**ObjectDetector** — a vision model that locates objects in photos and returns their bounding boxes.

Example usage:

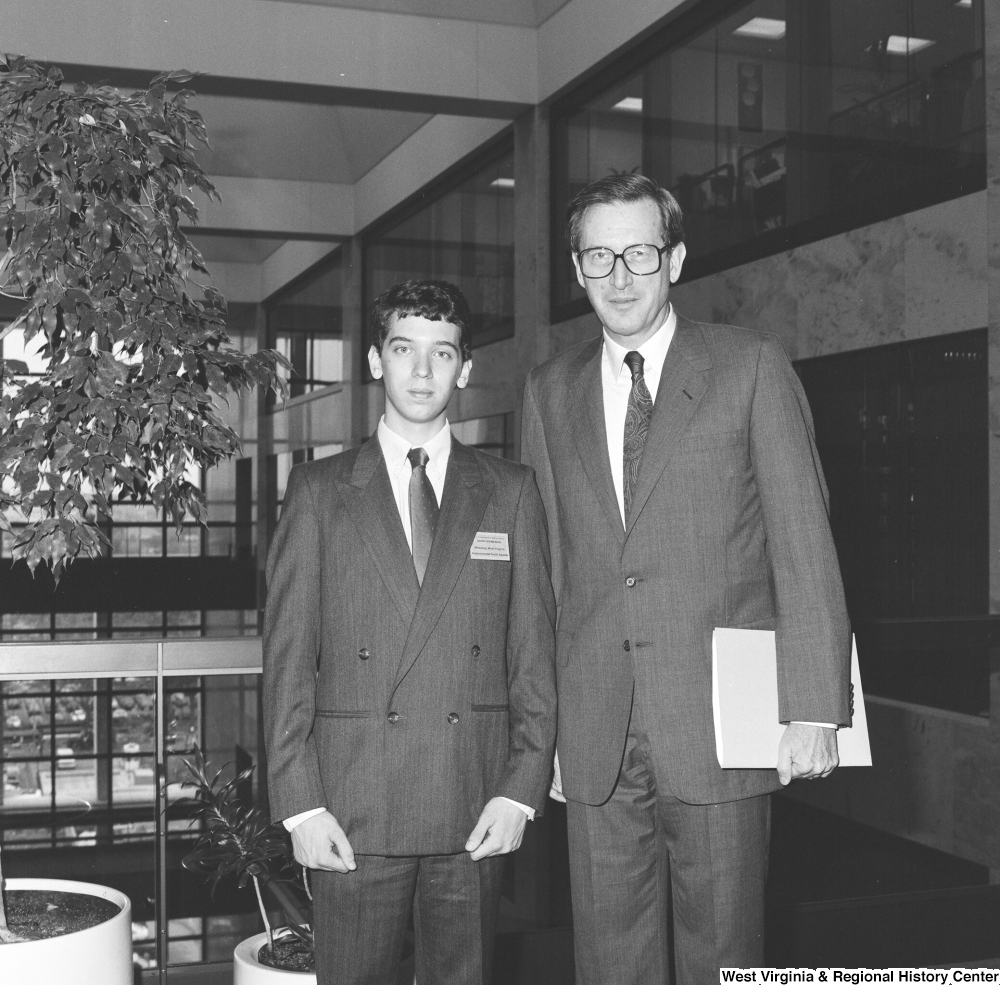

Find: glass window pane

[551,0,985,316]
[111,504,161,523]
[2,614,49,633]
[167,611,201,627]
[54,756,98,809]
[166,675,264,969]
[450,413,514,459]
[112,754,156,802]
[266,249,345,401]
[166,527,201,557]
[363,141,515,370]
[113,612,163,630]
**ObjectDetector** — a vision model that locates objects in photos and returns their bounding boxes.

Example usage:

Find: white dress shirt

[284,418,535,831]
[598,308,834,732]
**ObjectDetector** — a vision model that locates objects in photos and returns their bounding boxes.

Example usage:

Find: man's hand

[290,810,356,872]
[550,750,567,803]
[776,723,839,786]
[466,797,528,860]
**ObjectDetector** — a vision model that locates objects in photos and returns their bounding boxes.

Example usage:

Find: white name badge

[470,532,511,561]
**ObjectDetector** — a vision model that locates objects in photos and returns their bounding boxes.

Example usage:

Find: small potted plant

[178,750,316,981]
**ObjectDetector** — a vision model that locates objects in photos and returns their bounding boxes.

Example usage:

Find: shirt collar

[603,304,676,382]
[377,417,452,477]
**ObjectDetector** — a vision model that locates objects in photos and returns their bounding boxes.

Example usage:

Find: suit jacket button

[387,712,400,724]
[358,648,370,660]
[471,645,481,657]
[623,640,630,652]
[448,712,460,725]
[625,576,636,587]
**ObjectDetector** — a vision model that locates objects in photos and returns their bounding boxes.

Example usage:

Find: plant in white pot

[179,750,315,980]
[0,54,287,978]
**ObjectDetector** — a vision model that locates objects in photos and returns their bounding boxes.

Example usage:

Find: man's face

[572,198,686,348]
[368,314,471,439]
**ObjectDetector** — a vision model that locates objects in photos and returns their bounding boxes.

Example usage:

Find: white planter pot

[234,931,317,984]
[0,877,132,984]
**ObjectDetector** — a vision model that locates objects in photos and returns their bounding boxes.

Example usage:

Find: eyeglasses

[576,243,670,279]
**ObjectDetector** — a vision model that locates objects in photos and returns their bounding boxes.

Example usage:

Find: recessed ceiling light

[490,177,515,190]
[612,97,643,113]
[885,34,935,55]
[733,17,786,40]
[955,0,972,7]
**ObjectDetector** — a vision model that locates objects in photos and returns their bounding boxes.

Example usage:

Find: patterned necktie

[623,350,654,519]
[407,447,438,585]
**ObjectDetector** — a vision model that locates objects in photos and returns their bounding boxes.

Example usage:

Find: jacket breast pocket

[315,710,374,719]
[678,429,746,452]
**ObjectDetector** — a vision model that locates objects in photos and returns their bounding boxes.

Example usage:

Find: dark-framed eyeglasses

[576,243,670,279]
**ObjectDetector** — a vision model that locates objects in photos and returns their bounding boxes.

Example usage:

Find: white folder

[712,628,872,768]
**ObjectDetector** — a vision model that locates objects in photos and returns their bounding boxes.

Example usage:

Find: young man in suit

[521,173,851,984]
[264,279,556,985]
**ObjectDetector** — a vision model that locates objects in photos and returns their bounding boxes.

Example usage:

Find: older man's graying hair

[566,172,685,254]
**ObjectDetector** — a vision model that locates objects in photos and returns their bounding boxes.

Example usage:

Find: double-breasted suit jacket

[263,434,557,856]
[521,315,852,807]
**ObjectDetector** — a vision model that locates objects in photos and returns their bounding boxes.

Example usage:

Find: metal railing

[0,637,263,982]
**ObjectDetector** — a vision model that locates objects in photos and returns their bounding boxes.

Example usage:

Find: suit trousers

[565,703,771,985]
[313,851,505,985]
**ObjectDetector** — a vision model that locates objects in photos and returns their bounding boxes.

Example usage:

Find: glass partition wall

[0,639,264,981]
[363,135,515,376]
[551,0,985,319]
[266,247,347,404]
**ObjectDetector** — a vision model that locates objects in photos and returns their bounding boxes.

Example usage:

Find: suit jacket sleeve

[262,464,328,823]
[497,465,558,815]
[521,373,563,612]
[750,333,852,726]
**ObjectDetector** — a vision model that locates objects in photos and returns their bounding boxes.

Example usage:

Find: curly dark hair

[369,280,473,360]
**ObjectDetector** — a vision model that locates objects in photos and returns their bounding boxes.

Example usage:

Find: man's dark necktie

[623,350,654,519]
[407,447,438,584]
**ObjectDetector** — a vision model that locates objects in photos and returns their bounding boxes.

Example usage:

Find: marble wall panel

[672,192,988,362]
[904,195,989,341]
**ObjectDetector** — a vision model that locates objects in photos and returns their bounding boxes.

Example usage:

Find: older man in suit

[264,279,556,985]
[521,173,851,983]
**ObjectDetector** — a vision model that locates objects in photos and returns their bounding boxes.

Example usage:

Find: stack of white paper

[712,628,872,769]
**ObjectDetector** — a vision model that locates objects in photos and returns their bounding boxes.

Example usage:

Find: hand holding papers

[712,628,872,769]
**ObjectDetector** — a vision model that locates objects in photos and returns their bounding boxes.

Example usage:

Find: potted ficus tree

[0,54,287,979]
[178,750,315,981]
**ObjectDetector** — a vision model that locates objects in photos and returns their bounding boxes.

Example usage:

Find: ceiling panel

[189,234,287,265]
[255,0,572,28]
[191,94,431,183]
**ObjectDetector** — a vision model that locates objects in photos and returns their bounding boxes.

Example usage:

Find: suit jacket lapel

[625,316,712,537]
[569,338,625,544]
[338,435,420,626]
[392,438,492,691]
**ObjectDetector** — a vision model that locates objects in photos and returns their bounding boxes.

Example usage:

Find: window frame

[360,128,516,383]
[548,0,987,324]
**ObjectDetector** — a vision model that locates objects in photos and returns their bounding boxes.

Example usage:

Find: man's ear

[368,345,383,380]
[456,358,472,389]
[571,251,587,291]
[668,242,687,284]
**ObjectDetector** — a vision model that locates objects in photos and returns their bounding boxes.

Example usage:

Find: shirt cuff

[501,797,535,821]
[282,807,327,831]
[790,721,838,729]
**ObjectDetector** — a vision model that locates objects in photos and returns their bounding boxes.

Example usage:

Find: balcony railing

[0,637,263,983]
